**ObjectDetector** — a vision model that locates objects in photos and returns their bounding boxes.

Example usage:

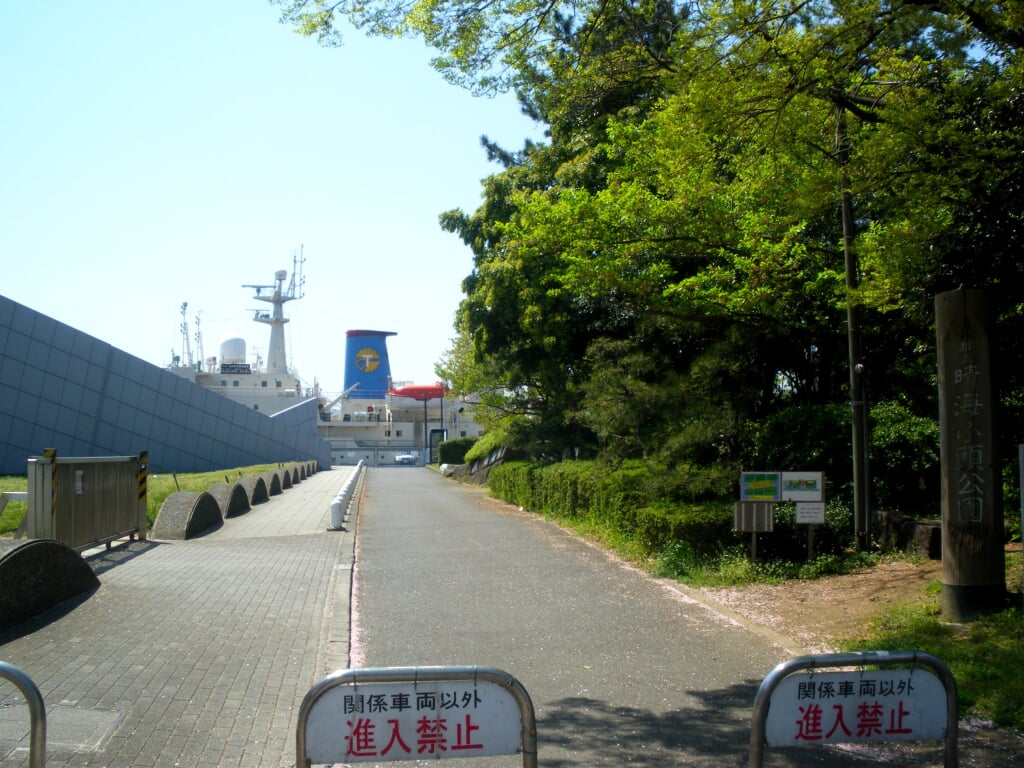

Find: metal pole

[836,103,868,550]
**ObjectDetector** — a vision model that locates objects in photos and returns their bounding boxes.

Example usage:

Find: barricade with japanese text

[296,666,538,768]
[749,650,959,768]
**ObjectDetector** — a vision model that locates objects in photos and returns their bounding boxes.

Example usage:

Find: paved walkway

[4,466,1022,767]
[0,465,358,768]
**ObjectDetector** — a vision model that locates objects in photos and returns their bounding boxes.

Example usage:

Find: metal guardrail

[0,660,46,768]
[22,452,147,551]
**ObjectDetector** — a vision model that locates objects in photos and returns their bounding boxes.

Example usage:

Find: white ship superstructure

[166,253,485,465]
[167,254,318,416]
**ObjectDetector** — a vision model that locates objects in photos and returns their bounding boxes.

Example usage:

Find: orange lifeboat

[386,382,446,401]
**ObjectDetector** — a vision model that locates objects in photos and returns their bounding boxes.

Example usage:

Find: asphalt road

[348,468,947,768]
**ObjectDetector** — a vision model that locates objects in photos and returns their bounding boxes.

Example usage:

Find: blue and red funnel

[343,330,396,399]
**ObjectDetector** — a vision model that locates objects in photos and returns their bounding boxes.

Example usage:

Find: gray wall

[0,294,332,475]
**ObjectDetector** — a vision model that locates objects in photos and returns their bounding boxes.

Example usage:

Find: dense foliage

[278,0,1024,528]
[438,436,477,464]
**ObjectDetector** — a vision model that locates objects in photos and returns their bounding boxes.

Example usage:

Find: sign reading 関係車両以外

[303,678,524,763]
[765,668,948,747]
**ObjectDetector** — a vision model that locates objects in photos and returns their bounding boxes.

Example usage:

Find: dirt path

[698,554,1024,766]
[700,557,944,653]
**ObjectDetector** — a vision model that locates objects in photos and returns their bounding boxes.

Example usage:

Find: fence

[20,451,148,552]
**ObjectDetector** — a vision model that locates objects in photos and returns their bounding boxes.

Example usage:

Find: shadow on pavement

[536,681,951,767]
[84,539,165,577]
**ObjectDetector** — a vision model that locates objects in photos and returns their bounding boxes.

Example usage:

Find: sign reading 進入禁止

[765,668,948,747]
[303,677,525,763]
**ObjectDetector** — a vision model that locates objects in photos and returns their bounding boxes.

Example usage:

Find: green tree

[280,0,1024,510]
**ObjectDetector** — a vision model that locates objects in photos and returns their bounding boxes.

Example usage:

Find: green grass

[1,463,297,534]
[581,515,1024,732]
[650,540,887,587]
[143,464,285,526]
[0,475,29,535]
[842,597,1024,730]
[840,549,1024,731]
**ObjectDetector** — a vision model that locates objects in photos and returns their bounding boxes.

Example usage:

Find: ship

[169,256,483,466]
[166,253,318,416]
[318,329,482,466]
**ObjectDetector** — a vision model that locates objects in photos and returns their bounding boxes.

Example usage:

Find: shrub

[438,437,477,465]
[488,461,545,509]
[633,499,736,557]
[751,404,853,495]
[755,499,854,560]
[869,400,940,516]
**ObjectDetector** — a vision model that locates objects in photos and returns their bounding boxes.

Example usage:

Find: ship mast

[242,249,305,376]
[194,311,205,372]
[179,302,193,369]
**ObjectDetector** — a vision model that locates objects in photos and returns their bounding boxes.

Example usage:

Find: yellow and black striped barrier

[137,450,149,503]
[43,447,57,515]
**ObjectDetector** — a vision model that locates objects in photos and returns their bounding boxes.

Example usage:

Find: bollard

[328,462,363,531]
[329,497,345,530]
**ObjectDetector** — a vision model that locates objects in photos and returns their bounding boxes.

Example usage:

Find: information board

[740,472,781,502]
[795,501,826,525]
[780,472,824,502]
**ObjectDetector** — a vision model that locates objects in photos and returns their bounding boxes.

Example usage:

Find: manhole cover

[0,702,124,752]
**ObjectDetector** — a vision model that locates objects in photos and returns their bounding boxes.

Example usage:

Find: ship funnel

[344,330,396,399]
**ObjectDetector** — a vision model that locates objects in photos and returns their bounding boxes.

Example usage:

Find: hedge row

[487,460,737,557]
[438,437,477,465]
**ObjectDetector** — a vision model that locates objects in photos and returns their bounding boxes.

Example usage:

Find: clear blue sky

[1,1,540,395]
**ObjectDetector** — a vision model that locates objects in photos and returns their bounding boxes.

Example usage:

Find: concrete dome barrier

[0,539,100,629]
[207,482,251,518]
[152,491,222,539]
[280,469,293,490]
[238,475,269,505]
[260,472,283,496]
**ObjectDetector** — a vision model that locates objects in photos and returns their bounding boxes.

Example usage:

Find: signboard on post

[741,472,781,502]
[796,502,826,525]
[734,502,775,532]
[780,472,824,503]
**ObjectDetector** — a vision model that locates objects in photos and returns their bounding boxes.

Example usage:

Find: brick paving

[0,466,357,768]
